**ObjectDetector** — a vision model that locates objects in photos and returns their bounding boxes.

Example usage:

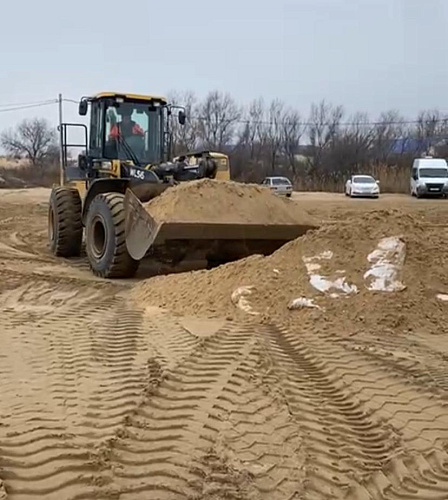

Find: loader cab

[61,92,185,180]
[80,93,168,168]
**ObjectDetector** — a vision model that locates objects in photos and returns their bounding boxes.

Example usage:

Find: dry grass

[294,164,410,193]
[0,163,59,188]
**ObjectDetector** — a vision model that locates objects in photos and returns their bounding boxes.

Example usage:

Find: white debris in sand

[437,294,448,302]
[231,286,259,315]
[303,251,358,297]
[364,237,406,292]
[309,275,358,297]
[288,297,322,310]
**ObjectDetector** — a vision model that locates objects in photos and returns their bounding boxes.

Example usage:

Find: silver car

[262,176,293,197]
[345,175,380,198]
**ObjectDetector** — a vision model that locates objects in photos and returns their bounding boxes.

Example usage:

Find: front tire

[85,193,139,278]
[48,186,83,257]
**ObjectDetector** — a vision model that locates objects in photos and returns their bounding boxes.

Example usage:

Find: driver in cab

[109,107,144,140]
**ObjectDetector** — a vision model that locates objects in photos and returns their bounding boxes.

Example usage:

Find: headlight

[101,161,113,170]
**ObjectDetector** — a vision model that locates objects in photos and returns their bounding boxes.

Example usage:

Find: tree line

[2,91,448,192]
[170,90,448,191]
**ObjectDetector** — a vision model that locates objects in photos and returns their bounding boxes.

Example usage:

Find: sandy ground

[1,188,448,499]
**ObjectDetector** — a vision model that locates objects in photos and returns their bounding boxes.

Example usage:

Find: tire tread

[86,193,139,278]
[49,186,82,257]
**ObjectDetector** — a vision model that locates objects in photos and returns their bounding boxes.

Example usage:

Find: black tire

[48,186,83,257]
[286,193,292,198]
[85,193,139,278]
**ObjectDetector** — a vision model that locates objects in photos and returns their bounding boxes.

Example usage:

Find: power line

[0,100,58,113]
[0,99,57,108]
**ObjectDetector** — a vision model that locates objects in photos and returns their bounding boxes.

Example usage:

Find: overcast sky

[0,0,446,130]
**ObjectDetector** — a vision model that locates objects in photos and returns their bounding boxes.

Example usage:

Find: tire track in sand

[85,322,309,500]
[255,322,400,499]
[264,323,448,500]
[0,281,120,499]
[0,279,222,500]
[85,324,259,499]
[2,273,448,499]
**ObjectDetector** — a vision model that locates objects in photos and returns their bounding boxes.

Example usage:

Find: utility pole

[58,93,65,186]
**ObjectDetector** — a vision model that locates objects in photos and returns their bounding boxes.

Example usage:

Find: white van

[411,157,448,198]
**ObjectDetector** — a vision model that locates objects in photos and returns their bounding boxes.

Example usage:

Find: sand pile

[146,178,314,224]
[132,209,448,336]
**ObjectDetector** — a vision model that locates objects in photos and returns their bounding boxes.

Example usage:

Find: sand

[146,178,315,225]
[132,209,448,336]
[2,188,448,499]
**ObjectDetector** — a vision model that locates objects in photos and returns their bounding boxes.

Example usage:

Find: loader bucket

[124,189,317,268]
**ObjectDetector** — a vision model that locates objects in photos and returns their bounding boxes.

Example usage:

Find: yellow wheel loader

[48,91,309,278]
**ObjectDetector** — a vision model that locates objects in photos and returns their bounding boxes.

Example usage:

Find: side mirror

[79,99,88,116]
[376,180,380,184]
[178,110,186,126]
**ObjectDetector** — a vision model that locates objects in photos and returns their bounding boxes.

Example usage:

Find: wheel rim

[48,207,55,243]
[90,215,107,259]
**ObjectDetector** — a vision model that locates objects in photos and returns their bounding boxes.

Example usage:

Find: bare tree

[307,100,344,174]
[257,99,285,173]
[168,90,200,155]
[372,110,407,163]
[1,118,57,167]
[237,98,265,161]
[197,91,241,150]
[415,110,448,154]
[281,108,304,175]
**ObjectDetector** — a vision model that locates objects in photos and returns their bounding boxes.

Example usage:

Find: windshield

[353,176,375,184]
[104,101,163,165]
[272,178,291,185]
[419,168,448,178]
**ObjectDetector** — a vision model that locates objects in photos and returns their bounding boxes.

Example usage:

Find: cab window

[89,102,103,151]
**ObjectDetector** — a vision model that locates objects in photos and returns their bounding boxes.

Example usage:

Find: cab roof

[91,92,167,103]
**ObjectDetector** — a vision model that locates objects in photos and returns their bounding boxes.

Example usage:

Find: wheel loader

[48,91,310,278]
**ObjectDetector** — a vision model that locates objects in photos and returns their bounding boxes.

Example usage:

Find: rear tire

[85,193,139,278]
[48,186,83,257]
